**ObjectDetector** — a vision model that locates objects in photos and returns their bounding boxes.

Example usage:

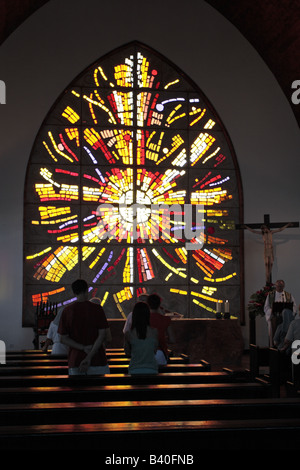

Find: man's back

[59,300,108,368]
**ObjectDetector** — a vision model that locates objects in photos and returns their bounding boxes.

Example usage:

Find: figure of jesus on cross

[236,214,298,284]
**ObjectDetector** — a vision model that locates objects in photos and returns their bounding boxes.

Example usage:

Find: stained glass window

[23,42,243,326]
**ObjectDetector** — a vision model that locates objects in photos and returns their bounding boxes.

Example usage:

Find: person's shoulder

[90,302,108,322]
[87,300,104,312]
[61,303,73,314]
[151,311,171,323]
[151,311,165,319]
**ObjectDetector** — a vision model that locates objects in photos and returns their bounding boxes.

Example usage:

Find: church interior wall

[0,0,299,352]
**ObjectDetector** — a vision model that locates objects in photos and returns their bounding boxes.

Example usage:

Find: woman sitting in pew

[124,302,158,375]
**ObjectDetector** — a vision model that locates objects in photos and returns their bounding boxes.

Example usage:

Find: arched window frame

[23,41,244,327]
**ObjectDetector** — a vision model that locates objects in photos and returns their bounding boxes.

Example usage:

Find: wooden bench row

[6,348,125,355]
[0,371,239,387]
[5,354,190,364]
[249,344,300,397]
[2,348,299,449]
[6,349,189,362]
[1,396,300,426]
[1,416,300,450]
[0,380,272,404]
[0,363,210,376]
[3,357,190,367]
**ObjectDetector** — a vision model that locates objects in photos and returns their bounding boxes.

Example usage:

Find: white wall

[0,0,299,350]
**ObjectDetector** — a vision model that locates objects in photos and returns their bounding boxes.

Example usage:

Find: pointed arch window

[23,42,243,326]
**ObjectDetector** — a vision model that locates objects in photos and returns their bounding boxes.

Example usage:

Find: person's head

[147,293,161,311]
[261,224,269,233]
[138,293,149,303]
[131,301,150,339]
[275,280,285,292]
[72,279,88,296]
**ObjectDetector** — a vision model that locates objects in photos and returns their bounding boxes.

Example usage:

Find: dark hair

[147,293,161,310]
[131,302,150,339]
[71,279,88,295]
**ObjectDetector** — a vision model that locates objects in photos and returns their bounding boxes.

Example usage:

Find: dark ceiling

[0,0,299,127]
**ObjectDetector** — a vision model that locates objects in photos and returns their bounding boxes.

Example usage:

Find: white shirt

[264,291,297,322]
[47,321,69,355]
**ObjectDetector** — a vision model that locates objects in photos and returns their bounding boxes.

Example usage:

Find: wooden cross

[236,214,299,284]
[236,214,299,231]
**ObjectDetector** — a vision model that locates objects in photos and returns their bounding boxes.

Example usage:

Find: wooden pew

[249,344,270,380]
[0,363,210,376]
[1,348,269,397]
[0,380,272,405]
[0,397,299,426]
[285,361,300,397]
[3,357,189,367]
[263,347,294,398]
[249,345,294,397]
[0,417,300,450]
[6,349,188,360]
[2,349,298,450]
[6,348,124,356]
[0,371,243,387]
[5,353,190,366]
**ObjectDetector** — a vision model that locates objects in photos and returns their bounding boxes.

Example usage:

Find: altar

[108,318,244,367]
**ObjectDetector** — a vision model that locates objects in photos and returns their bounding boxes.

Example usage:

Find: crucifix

[236,214,299,284]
